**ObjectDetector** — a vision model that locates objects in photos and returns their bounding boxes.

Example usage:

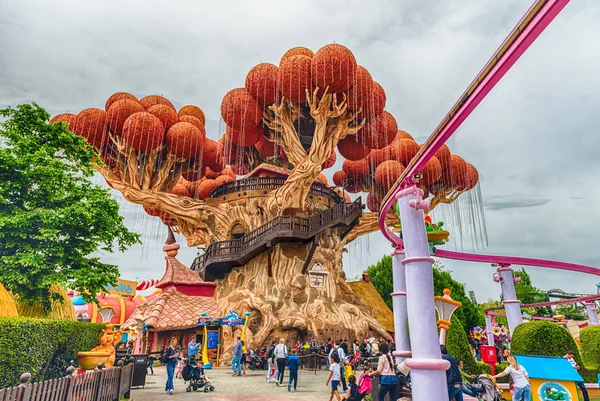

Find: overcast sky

[2,0,599,302]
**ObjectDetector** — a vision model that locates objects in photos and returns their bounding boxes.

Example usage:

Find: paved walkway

[134,366,336,401]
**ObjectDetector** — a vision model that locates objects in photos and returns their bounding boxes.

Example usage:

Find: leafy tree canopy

[365,256,484,336]
[0,104,140,312]
[512,268,552,316]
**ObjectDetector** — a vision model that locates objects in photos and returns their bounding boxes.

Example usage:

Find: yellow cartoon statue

[77,325,123,369]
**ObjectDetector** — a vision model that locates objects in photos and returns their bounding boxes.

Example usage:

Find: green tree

[365,257,484,336]
[0,104,140,312]
[512,268,552,316]
[554,304,586,321]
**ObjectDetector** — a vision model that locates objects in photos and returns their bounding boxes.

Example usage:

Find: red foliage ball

[105,92,138,111]
[337,135,371,161]
[202,139,225,172]
[74,108,109,149]
[221,167,237,179]
[333,170,347,187]
[179,115,204,132]
[143,205,161,217]
[369,146,394,170]
[122,112,165,152]
[246,63,279,106]
[374,160,405,193]
[366,192,381,212]
[166,122,206,158]
[419,156,442,186]
[218,135,242,165]
[226,123,264,147]
[215,175,235,186]
[311,44,357,94]
[278,55,313,103]
[321,151,336,169]
[342,158,370,182]
[280,47,314,64]
[346,66,374,112]
[317,173,328,186]
[205,167,221,179]
[181,166,205,182]
[362,81,386,120]
[196,179,218,199]
[343,179,362,194]
[178,105,206,126]
[396,130,414,142]
[442,154,468,188]
[148,104,179,132]
[254,136,275,158]
[106,99,144,136]
[170,184,190,197]
[435,143,452,171]
[50,113,78,131]
[463,163,479,190]
[231,161,251,176]
[389,139,420,166]
[357,111,397,149]
[139,95,175,111]
[220,88,263,130]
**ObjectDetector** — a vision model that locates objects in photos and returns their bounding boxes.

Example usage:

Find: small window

[230,223,245,240]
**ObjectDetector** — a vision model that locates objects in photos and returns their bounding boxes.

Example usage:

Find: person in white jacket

[274,338,288,386]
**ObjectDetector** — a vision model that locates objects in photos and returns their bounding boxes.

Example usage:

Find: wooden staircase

[191,198,363,281]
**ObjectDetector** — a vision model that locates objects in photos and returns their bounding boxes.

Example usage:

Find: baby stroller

[349,351,362,369]
[182,360,215,393]
[473,375,504,401]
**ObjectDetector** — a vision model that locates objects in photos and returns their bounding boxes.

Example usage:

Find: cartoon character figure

[89,325,123,367]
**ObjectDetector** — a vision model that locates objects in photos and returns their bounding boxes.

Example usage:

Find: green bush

[511,321,597,382]
[0,317,103,388]
[580,326,600,370]
[476,362,491,375]
[446,315,479,375]
[495,362,509,383]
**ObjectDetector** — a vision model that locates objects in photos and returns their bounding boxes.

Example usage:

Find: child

[175,352,184,379]
[341,375,359,401]
[286,349,301,392]
[326,355,341,401]
[356,365,372,401]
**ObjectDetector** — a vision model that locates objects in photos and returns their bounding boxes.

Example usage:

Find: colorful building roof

[516,355,583,382]
[347,279,395,332]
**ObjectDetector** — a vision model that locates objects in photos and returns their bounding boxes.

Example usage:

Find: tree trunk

[215,228,390,365]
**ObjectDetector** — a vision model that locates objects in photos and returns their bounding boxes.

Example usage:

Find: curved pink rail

[378,0,570,244]
[484,293,600,312]
[433,249,600,276]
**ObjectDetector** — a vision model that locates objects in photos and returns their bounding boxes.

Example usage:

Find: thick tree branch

[263,100,306,166]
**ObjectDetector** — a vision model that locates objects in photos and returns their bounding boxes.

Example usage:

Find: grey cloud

[484,197,550,211]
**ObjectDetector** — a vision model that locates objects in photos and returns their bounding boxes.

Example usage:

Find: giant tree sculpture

[51,43,479,362]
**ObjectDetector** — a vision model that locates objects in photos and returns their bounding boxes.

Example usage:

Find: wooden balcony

[191,198,363,282]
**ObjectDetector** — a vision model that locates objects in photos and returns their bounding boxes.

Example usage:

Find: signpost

[105,278,137,296]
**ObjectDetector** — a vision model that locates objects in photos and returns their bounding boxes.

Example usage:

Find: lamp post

[434,289,462,345]
[98,304,116,323]
[241,311,252,353]
[134,316,147,354]
[199,312,212,369]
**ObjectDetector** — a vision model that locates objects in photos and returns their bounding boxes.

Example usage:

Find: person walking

[565,350,590,401]
[326,354,342,401]
[367,342,398,401]
[240,341,247,376]
[232,337,243,376]
[441,345,463,401]
[274,338,288,386]
[287,348,301,392]
[266,340,276,383]
[163,337,179,395]
[492,354,531,401]
[329,340,347,391]
[187,338,199,364]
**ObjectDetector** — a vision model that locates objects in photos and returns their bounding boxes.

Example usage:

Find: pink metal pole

[585,301,599,326]
[397,187,449,401]
[497,265,523,334]
[391,245,411,362]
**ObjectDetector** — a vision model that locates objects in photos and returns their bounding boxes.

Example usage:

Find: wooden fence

[0,363,133,401]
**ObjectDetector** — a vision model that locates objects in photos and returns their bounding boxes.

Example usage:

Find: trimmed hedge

[580,326,600,370]
[511,321,596,382]
[445,315,484,375]
[0,317,103,388]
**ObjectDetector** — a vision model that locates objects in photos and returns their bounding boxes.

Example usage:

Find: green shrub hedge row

[0,317,103,388]
[445,315,492,375]
[511,320,597,382]
[579,325,600,370]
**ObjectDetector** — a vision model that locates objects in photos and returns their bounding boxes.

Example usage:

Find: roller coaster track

[378,0,570,245]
